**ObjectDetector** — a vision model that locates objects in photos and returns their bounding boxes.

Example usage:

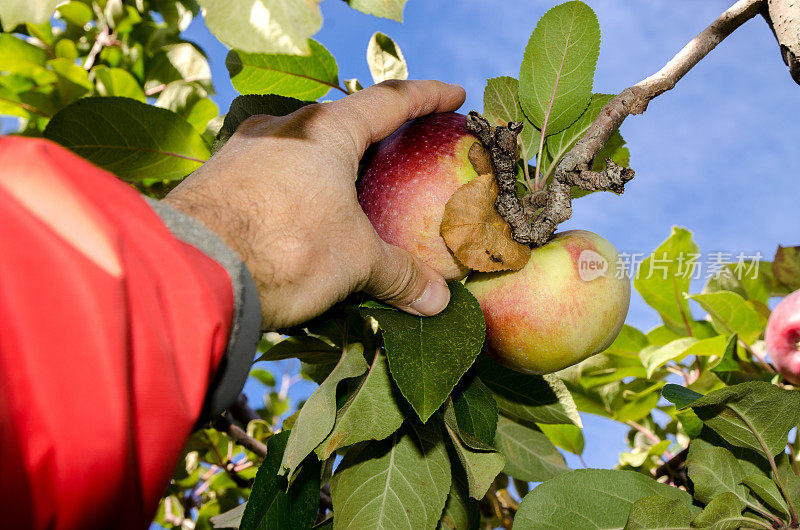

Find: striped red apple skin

[766,289,800,384]
[466,230,631,374]
[357,112,480,280]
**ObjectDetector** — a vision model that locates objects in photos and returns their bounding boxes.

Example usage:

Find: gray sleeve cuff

[145,198,262,425]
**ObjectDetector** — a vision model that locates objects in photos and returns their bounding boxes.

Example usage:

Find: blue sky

[188,0,797,470]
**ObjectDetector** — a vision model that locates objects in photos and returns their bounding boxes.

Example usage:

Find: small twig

[525,0,763,246]
[654,447,688,488]
[213,414,268,458]
[229,393,261,426]
[485,482,514,529]
[625,419,661,445]
[466,112,534,244]
[84,25,110,71]
[790,442,800,478]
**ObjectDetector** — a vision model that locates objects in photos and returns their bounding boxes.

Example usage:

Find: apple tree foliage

[2,1,800,529]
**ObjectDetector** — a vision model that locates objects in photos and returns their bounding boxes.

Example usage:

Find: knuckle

[237,114,272,133]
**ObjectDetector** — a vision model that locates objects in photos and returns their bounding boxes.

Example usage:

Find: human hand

[163,80,467,330]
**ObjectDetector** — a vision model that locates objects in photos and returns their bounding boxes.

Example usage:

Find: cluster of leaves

[515,227,800,529]
[0,0,407,192]
[481,1,629,196]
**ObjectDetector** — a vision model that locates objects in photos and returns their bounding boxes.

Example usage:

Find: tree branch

[527,0,764,246]
[213,414,268,458]
[466,112,535,244]
[229,393,261,426]
[761,0,800,84]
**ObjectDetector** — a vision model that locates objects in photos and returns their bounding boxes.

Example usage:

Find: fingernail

[410,280,450,316]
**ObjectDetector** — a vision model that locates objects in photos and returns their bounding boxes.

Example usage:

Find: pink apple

[357,112,481,280]
[465,230,631,374]
[766,289,800,384]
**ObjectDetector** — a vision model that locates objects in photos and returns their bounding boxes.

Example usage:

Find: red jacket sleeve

[0,137,243,529]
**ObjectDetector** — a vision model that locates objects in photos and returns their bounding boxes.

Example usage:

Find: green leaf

[213,94,311,153]
[250,368,276,387]
[612,381,663,423]
[316,349,404,459]
[345,0,407,21]
[647,325,686,346]
[663,384,704,409]
[542,93,613,181]
[366,32,407,84]
[678,409,705,438]
[579,353,647,388]
[199,0,322,55]
[57,2,94,27]
[145,43,211,93]
[240,431,320,530]
[741,473,790,517]
[330,422,451,530]
[604,324,649,357]
[773,245,800,291]
[344,78,363,93]
[634,226,701,335]
[639,337,694,379]
[43,97,209,181]
[184,97,219,133]
[590,129,630,171]
[710,334,742,375]
[515,469,694,529]
[705,262,772,305]
[48,58,92,104]
[671,382,800,457]
[619,440,670,469]
[0,34,55,85]
[518,1,600,136]
[774,452,800,508]
[209,503,245,529]
[475,355,581,427]
[443,401,505,499]
[689,292,762,345]
[493,415,568,482]
[257,335,341,364]
[624,495,692,530]
[482,76,541,160]
[438,468,480,530]
[690,492,745,530]
[538,423,584,455]
[451,376,498,447]
[0,0,62,30]
[280,343,368,478]
[93,66,146,102]
[227,40,339,100]
[0,86,30,119]
[640,335,728,378]
[360,282,486,423]
[686,438,748,506]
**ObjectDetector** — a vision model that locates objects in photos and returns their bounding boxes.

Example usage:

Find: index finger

[327,79,466,156]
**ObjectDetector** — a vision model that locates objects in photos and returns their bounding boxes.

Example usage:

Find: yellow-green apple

[465,230,630,374]
[357,112,481,280]
[766,289,800,384]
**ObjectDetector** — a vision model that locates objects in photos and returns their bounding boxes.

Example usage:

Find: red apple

[766,289,800,384]
[357,112,480,280]
[465,230,631,374]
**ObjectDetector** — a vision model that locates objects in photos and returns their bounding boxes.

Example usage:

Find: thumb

[364,240,451,316]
